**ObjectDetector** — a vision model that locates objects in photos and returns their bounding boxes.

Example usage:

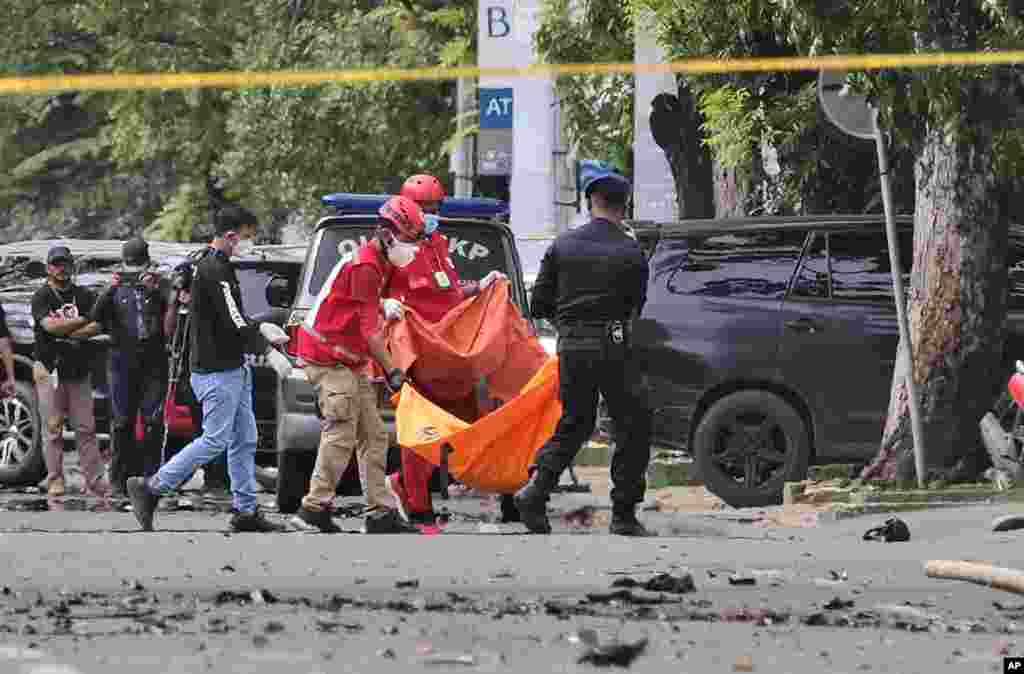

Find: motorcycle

[980,359,1024,486]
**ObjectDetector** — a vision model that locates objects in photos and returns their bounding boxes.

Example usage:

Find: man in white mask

[290,196,421,534]
[382,174,508,528]
[127,206,292,533]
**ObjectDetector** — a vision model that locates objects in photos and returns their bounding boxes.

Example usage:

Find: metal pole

[453,78,472,197]
[874,121,927,488]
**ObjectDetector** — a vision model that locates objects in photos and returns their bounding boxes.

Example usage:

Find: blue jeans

[150,366,258,513]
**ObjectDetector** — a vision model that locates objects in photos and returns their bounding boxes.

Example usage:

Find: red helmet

[378,195,425,240]
[400,174,446,205]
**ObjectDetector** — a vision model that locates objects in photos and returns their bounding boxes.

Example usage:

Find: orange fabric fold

[386,279,548,403]
[394,356,562,493]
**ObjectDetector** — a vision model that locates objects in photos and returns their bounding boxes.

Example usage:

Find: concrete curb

[785,479,1021,509]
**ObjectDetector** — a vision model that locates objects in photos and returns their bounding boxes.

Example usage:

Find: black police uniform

[523,216,652,530]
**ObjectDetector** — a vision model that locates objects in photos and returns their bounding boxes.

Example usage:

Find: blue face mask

[423,213,440,235]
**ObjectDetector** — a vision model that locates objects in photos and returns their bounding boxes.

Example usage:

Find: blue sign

[479,88,513,130]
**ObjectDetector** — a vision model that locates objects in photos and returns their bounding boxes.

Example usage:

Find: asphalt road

[0,473,1023,674]
[0,456,1022,672]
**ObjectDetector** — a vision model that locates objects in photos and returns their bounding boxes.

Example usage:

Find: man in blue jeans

[127,206,293,532]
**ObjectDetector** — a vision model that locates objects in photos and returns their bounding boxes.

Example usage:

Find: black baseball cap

[47,245,73,265]
[122,238,150,266]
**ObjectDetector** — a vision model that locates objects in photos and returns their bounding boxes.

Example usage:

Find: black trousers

[109,343,167,492]
[533,337,652,508]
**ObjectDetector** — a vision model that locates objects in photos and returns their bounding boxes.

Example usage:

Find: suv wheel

[692,390,810,508]
[0,381,45,487]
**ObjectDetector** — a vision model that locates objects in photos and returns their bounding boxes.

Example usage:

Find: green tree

[0,0,477,242]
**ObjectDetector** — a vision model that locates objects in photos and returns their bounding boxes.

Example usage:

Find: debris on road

[611,572,695,594]
[728,573,756,586]
[926,560,1024,595]
[577,637,648,667]
[568,628,600,646]
[377,648,396,659]
[719,607,786,624]
[863,518,910,542]
[992,514,1024,532]
[584,590,676,605]
[824,597,855,610]
[733,654,755,672]
[395,579,420,589]
[417,652,477,666]
[562,506,596,528]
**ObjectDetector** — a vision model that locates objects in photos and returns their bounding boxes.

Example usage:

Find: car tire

[0,381,46,485]
[0,380,46,487]
[276,451,315,514]
[692,390,810,508]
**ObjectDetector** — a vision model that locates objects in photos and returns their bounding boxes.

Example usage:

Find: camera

[171,262,194,291]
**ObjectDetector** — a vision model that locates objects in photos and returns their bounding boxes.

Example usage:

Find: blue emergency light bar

[321,193,509,220]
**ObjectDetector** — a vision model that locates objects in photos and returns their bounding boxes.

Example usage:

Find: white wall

[633,8,678,222]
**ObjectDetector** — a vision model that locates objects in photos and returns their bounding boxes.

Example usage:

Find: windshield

[309,223,512,298]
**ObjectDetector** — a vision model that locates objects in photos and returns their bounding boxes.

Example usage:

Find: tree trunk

[860,126,1011,481]
[668,82,715,219]
[648,81,715,219]
[713,161,752,218]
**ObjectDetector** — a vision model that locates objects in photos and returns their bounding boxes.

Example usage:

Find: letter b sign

[487,7,510,38]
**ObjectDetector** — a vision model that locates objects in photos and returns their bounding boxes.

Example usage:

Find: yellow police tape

[1,50,1023,95]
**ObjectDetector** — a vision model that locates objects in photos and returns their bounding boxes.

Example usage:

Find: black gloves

[385,368,406,393]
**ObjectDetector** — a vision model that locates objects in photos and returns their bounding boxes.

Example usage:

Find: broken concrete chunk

[577,638,648,667]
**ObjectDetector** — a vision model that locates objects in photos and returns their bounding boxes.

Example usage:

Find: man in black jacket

[514,161,654,536]
[127,207,293,532]
[92,238,169,497]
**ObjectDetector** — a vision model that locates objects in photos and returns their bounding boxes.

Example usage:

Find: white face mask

[386,239,418,268]
[233,237,254,258]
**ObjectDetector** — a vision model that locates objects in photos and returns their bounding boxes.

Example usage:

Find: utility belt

[557,319,632,348]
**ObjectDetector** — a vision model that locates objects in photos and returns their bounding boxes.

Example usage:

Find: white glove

[480,270,507,290]
[381,298,405,321]
[260,322,290,346]
[265,348,293,379]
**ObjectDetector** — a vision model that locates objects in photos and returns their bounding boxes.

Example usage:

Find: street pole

[874,118,927,488]
[452,77,473,197]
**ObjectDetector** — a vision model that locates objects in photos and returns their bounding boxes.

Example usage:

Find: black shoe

[499,494,521,523]
[294,507,342,533]
[126,477,159,532]
[610,511,656,537]
[513,468,556,534]
[230,509,286,533]
[363,508,419,534]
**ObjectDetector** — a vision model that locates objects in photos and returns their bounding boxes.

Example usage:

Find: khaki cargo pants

[301,364,392,513]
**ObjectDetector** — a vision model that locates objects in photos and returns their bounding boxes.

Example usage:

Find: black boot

[110,423,134,497]
[513,467,558,534]
[610,505,655,537]
[142,423,164,478]
[499,494,521,523]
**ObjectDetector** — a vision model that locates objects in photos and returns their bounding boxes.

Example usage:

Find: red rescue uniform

[384,232,466,323]
[297,243,387,368]
[384,232,481,520]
